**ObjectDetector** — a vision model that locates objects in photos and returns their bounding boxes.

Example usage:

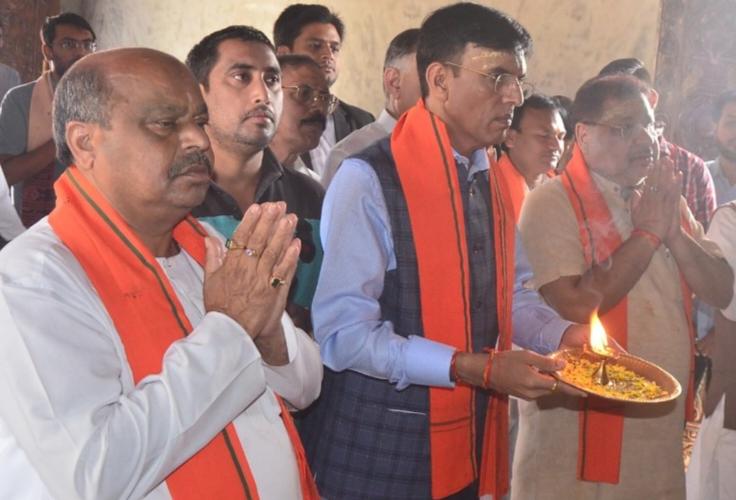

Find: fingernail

[247,204,261,215]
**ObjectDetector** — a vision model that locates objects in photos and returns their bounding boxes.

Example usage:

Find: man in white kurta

[687,203,736,500]
[0,47,322,499]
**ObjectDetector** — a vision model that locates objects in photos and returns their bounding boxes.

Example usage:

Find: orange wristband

[450,350,460,382]
[631,228,661,249]
[482,348,495,389]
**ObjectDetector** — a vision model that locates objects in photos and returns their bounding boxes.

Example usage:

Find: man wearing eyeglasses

[300,4,591,499]
[273,4,375,180]
[598,58,716,230]
[0,12,96,227]
[516,74,731,499]
[187,26,325,333]
[270,54,336,183]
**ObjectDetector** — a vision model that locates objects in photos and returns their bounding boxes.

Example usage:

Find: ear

[383,66,401,100]
[647,88,659,109]
[276,45,291,56]
[41,44,53,63]
[574,122,590,151]
[504,129,519,150]
[425,62,449,102]
[66,121,98,170]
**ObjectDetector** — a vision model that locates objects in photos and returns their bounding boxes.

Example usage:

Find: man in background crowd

[274,3,374,179]
[705,90,736,205]
[270,53,335,183]
[0,12,96,226]
[322,27,420,188]
[498,93,566,221]
[187,26,324,332]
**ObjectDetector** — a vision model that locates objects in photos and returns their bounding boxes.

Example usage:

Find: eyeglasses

[582,121,658,140]
[54,39,97,52]
[443,61,533,103]
[282,85,338,114]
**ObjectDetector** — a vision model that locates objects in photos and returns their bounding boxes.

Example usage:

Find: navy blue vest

[300,137,498,499]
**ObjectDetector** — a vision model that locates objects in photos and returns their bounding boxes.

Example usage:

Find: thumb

[204,236,225,275]
[524,350,565,372]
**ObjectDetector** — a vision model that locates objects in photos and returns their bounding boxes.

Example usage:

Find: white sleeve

[262,313,323,410]
[0,247,269,500]
[707,206,736,320]
[0,167,24,239]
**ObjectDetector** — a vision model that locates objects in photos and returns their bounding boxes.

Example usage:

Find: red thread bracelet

[450,350,460,382]
[631,228,661,249]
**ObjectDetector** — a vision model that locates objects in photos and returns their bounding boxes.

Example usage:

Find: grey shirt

[0,63,20,104]
[0,80,65,213]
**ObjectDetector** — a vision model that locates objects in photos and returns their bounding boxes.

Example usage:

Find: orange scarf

[495,154,529,223]
[391,100,515,499]
[560,145,696,483]
[48,167,318,500]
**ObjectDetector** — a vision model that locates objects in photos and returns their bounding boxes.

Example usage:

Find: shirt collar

[453,148,490,182]
[376,109,397,134]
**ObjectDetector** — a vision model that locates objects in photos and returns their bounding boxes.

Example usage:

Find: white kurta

[0,219,322,500]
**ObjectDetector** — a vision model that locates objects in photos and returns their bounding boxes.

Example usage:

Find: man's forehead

[463,44,526,76]
[299,22,341,42]
[54,24,94,41]
[283,65,327,89]
[598,94,652,123]
[521,107,563,129]
[215,39,279,71]
[107,70,204,115]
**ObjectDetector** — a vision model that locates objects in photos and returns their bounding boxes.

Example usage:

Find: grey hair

[53,65,114,166]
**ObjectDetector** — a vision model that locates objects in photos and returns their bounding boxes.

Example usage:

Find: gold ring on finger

[551,379,559,392]
[270,276,287,288]
[225,238,246,250]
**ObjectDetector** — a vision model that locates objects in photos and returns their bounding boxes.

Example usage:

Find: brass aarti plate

[549,347,682,404]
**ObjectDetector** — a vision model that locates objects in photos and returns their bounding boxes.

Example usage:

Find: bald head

[54,48,199,166]
[54,47,212,229]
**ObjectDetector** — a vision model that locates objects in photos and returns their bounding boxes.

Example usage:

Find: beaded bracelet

[631,228,662,249]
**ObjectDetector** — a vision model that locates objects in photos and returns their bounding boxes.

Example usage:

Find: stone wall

[61,0,662,117]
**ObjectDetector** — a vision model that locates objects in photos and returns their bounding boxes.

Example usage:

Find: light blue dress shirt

[313,147,573,391]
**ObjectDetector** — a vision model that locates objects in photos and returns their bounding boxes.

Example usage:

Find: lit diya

[549,310,681,403]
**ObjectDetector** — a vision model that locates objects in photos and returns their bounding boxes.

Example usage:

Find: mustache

[300,113,326,128]
[168,150,212,179]
[241,105,275,122]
